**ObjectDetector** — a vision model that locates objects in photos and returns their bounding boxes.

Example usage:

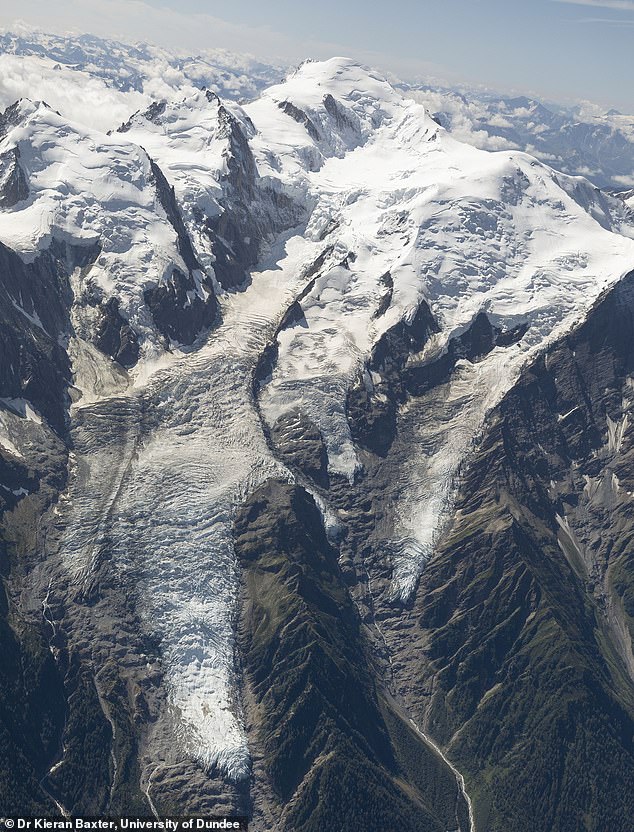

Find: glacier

[0,55,633,781]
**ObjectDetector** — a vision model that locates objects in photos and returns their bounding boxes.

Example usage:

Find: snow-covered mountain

[1,46,634,832]
[617,187,634,209]
[1,28,633,192]
[403,85,634,191]
[0,98,217,361]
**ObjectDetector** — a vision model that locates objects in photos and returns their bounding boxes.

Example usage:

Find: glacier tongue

[58,233,323,778]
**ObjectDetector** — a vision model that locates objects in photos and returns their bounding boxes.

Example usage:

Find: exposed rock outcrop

[235,479,469,832]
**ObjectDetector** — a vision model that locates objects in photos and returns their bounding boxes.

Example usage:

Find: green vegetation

[0,583,66,814]
[415,278,634,831]
[235,480,463,832]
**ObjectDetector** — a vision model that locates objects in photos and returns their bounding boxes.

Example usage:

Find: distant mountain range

[1,28,632,190]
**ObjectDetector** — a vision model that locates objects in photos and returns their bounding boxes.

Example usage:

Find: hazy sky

[1,0,633,111]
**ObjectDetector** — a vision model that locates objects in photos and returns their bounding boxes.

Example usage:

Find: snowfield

[118,90,245,276]
[1,55,634,777]
[0,99,196,356]
[248,59,634,597]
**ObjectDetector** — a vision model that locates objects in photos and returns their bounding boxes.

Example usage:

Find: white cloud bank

[0,54,148,131]
[553,0,634,10]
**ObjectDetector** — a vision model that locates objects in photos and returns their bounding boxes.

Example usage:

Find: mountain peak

[1,97,51,127]
[242,56,416,176]
[281,56,401,111]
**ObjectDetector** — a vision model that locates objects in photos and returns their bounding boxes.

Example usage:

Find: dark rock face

[150,159,200,276]
[372,270,393,319]
[145,158,219,345]
[269,411,329,489]
[0,581,67,814]
[0,452,38,515]
[374,271,634,832]
[0,101,27,141]
[278,100,321,142]
[0,408,71,815]
[348,299,439,455]
[45,657,114,814]
[94,297,139,368]
[0,147,29,208]
[322,94,359,133]
[118,100,166,132]
[0,239,82,434]
[201,104,302,291]
[235,479,469,832]
[140,160,218,344]
[0,237,96,815]
[144,268,217,346]
[348,305,529,457]
[198,201,260,291]
[404,311,528,396]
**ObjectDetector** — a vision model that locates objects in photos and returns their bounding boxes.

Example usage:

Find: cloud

[553,0,634,10]
[613,173,634,187]
[487,113,514,129]
[575,15,634,23]
[0,53,149,131]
